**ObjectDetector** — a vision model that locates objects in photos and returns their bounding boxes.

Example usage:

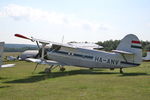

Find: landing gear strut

[120,68,123,74]
[44,65,54,73]
[44,68,51,73]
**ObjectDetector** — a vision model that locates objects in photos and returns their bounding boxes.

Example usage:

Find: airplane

[14,34,142,73]
[143,51,150,61]
[6,56,18,61]
[0,42,15,68]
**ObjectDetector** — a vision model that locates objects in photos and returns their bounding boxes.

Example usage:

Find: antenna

[61,35,64,43]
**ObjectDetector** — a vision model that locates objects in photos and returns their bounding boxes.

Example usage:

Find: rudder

[0,42,4,67]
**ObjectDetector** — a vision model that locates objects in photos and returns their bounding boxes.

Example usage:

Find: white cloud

[0,4,112,32]
[0,4,67,24]
[147,23,150,28]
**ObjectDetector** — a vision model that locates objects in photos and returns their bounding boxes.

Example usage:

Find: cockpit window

[50,44,61,52]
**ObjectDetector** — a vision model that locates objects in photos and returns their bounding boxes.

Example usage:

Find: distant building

[143,51,150,61]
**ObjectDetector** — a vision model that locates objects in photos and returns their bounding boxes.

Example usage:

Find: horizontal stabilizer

[1,64,15,68]
[112,50,134,55]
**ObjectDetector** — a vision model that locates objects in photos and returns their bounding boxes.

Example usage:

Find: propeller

[15,34,48,72]
[15,34,32,41]
[15,34,48,59]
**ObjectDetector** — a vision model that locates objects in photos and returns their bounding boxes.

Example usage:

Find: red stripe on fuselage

[132,40,141,44]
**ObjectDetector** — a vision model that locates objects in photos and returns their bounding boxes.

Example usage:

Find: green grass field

[0,53,150,100]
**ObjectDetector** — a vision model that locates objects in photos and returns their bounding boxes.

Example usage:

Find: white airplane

[14,34,142,73]
[6,56,18,61]
[143,51,150,61]
[0,42,15,68]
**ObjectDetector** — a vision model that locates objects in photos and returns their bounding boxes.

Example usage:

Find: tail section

[116,34,142,65]
[0,42,4,67]
[0,42,15,68]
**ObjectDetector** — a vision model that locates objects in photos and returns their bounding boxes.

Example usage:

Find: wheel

[89,68,93,70]
[44,68,51,73]
[60,67,65,72]
[110,68,114,70]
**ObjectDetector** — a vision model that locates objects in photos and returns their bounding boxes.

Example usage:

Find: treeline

[96,40,150,56]
[4,40,150,54]
[96,40,120,51]
[4,47,37,52]
[141,41,150,51]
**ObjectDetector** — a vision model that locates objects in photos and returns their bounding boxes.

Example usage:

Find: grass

[0,53,150,100]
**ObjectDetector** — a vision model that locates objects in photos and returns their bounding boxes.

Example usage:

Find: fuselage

[46,46,139,69]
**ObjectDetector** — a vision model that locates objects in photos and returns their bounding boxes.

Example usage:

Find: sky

[0,0,150,44]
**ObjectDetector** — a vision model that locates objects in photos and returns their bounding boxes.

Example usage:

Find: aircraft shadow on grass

[3,69,149,84]
[0,77,8,80]
[0,86,11,89]
[119,72,149,76]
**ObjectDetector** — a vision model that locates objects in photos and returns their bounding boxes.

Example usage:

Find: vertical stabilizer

[116,34,142,65]
[0,42,4,67]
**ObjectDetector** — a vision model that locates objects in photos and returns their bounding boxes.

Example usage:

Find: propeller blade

[14,34,31,40]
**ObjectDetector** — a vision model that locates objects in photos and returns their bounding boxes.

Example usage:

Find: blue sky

[0,0,150,44]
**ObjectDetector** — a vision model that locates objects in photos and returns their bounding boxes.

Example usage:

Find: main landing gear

[60,67,66,72]
[109,68,124,74]
[44,65,66,73]
[89,68,94,70]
